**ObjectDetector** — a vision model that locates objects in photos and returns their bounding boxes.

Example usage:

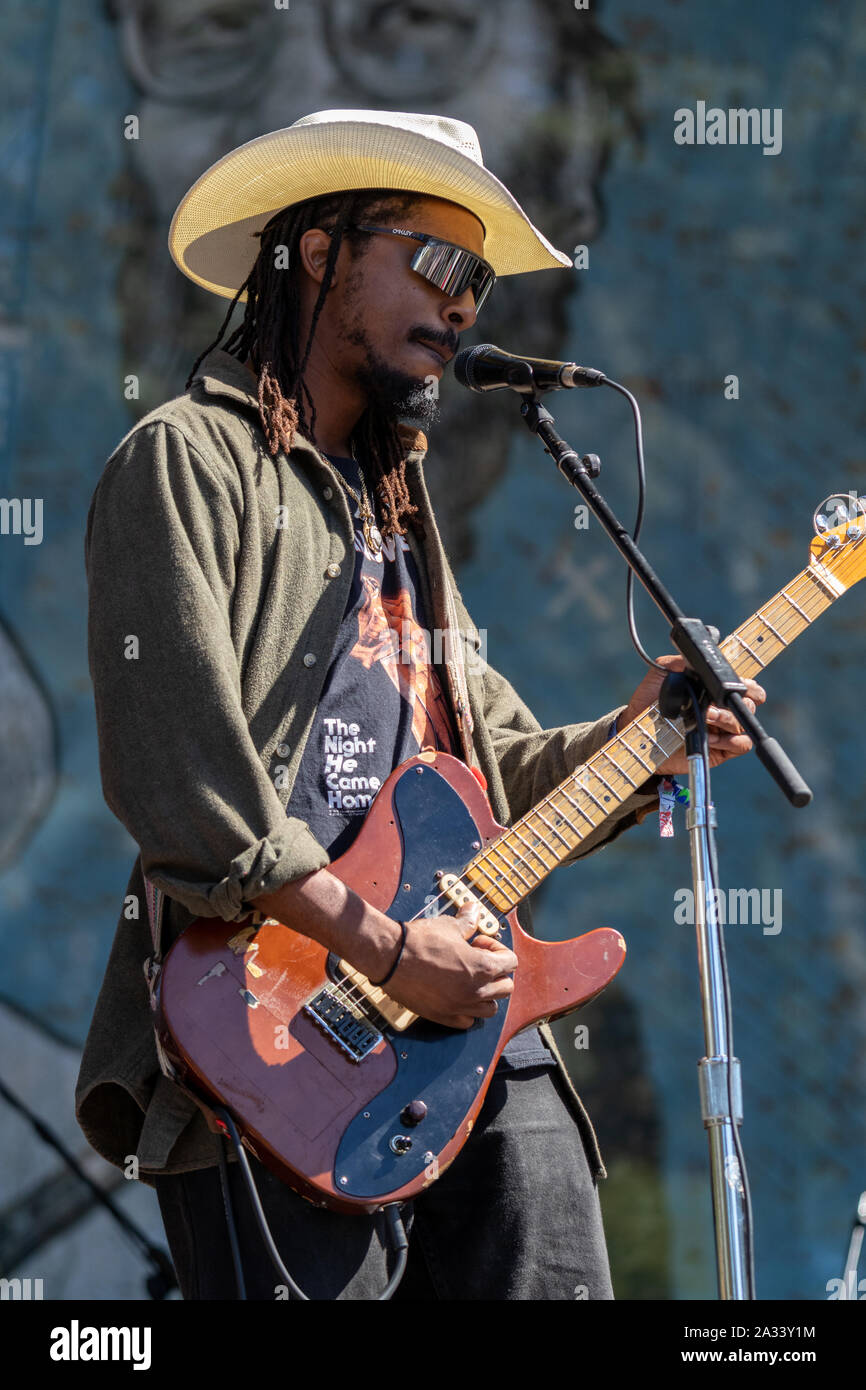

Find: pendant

[365,521,383,555]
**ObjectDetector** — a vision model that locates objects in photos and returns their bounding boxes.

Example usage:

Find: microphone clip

[503,359,539,395]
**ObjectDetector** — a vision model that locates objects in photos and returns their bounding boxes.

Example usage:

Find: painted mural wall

[1,0,864,1300]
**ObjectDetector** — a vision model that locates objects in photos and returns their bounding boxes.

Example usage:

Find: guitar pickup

[435,873,502,936]
[335,962,417,1033]
[330,879,504,1040]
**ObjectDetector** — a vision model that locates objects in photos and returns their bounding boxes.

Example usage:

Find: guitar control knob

[389,1134,413,1155]
[400,1100,428,1127]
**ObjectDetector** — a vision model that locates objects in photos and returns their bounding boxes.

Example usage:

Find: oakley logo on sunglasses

[351,224,495,310]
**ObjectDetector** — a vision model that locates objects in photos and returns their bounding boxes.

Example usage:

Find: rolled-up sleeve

[85,420,329,921]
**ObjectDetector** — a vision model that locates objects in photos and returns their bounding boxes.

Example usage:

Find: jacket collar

[192,347,429,465]
[194,347,261,411]
[192,348,476,768]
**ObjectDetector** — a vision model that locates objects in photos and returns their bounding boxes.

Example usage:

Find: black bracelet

[370,920,408,987]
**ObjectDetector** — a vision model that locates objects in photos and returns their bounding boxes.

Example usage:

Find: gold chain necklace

[333,444,383,557]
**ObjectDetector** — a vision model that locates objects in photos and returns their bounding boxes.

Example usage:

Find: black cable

[216,1127,246,1300]
[0,1074,176,1298]
[601,378,670,675]
[213,1107,409,1300]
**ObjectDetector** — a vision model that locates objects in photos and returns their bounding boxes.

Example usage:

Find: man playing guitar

[77,109,762,1299]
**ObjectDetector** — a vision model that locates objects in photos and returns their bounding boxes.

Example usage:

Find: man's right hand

[251,869,517,1031]
[384,903,518,1030]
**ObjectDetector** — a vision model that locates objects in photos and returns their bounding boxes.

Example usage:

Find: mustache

[409,326,460,357]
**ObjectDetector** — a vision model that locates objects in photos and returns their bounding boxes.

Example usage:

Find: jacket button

[326,562,341,578]
[276,742,290,757]
[323,486,333,500]
[303,652,317,667]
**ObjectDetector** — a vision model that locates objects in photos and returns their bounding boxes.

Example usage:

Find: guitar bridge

[304,987,383,1062]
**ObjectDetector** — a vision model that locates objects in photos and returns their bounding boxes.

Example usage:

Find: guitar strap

[442,574,491,801]
[143,874,165,959]
[141,874,180,1083]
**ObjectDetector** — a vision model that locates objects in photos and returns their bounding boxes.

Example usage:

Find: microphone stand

[840,1192,866,1299]
[514,373,812,1301]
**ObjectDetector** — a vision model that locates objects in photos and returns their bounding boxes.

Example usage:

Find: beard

[344,323,444,431]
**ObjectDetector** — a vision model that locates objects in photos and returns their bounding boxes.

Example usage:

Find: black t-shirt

[286,451,554,1070]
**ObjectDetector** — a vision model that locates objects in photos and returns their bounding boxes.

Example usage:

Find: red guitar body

[157,751,626,1213]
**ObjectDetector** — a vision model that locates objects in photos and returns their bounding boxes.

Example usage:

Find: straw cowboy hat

[168,108,573,302]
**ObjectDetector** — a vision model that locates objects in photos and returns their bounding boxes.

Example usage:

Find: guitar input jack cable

[213,1107,410,1300]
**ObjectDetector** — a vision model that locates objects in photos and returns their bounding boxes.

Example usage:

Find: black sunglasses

[349,224,496,311]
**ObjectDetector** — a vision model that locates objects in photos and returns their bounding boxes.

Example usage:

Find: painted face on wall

[107,0,638,559]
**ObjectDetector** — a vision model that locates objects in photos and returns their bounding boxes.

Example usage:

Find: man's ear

[297,227,339,287]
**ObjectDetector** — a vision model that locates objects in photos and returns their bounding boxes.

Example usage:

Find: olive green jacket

[75,348,659,1187]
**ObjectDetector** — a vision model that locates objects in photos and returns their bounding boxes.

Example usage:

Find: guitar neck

[464,562,838,914]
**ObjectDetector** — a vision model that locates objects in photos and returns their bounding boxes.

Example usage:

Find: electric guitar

[156,501,866,1213]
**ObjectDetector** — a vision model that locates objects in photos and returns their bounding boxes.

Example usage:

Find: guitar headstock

[809,493,866,592]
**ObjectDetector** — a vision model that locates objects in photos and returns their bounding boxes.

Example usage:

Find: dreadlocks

[186,188,424,541]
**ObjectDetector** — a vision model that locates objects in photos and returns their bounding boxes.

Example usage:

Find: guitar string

[323,561,838,1020]
[348,562,834,948]
[481,564,837,898]
[322,554,851,1020]
[325,567,833,1023]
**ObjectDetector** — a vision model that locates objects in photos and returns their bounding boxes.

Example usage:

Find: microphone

[453,343,607,393]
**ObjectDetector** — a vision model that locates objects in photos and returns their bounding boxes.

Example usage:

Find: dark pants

[154,1064,613,1300]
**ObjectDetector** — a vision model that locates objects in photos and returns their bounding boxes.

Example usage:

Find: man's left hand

[622,654,767,776]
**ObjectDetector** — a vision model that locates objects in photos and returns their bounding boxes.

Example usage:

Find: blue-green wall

[1,0,863,1300]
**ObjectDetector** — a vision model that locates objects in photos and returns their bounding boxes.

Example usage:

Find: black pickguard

[333,762,510,1198]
